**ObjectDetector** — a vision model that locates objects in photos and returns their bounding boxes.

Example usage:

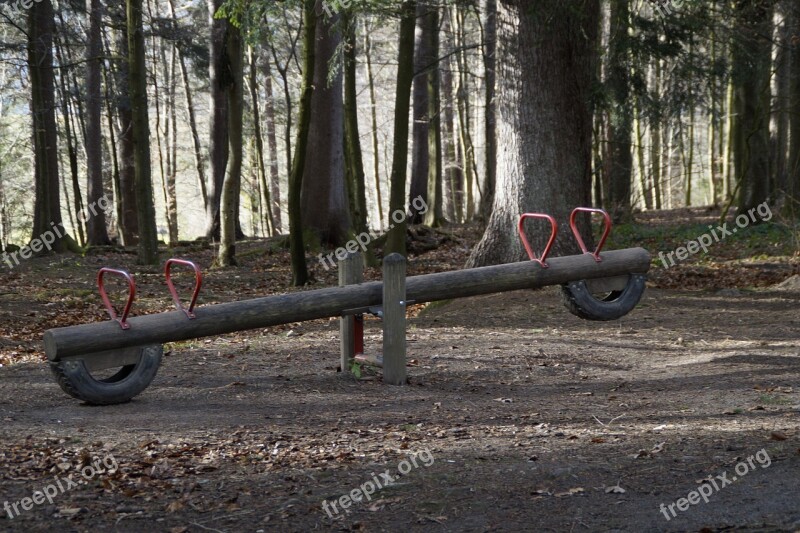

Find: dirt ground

[0,215,799,532]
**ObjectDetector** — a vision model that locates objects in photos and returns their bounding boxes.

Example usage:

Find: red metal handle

[165,259,203,319]
[517,213,558,268]
[569,207,612,262]
[97,268,136,330]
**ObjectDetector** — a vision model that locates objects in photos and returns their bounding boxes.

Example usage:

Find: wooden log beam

[44,247,650,361]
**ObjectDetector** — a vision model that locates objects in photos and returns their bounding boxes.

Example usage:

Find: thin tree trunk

[607,0,632,222]
[453,4,478,221]
[206,0,230,240]
[167,0,207,208]
[110,7,139,245]
[343,11,368,236]
[409,2,432,224]
[85,0,110,245]
[54,36,85,246]
[218,22,243,266]
[261,47,282,233]
[385,0,417,255]
[128,0,159,264]
[480,0,497,220]
[288,0,316,286]
[363,20,383,228]
[248,46,275,236]
[424,6,443,227]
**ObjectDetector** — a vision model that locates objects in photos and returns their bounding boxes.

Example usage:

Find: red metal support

[164,259,203,319]
[97,268,136,330]
[517,213,558,268]
[569,207,612,262]
[353,314,364,358]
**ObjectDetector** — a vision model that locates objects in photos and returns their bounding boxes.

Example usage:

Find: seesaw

[43,208,649,404]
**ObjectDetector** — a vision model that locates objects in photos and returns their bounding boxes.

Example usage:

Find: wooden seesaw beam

[44,247,650,362]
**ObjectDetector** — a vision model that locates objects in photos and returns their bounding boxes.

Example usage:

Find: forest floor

[0,207,799,532]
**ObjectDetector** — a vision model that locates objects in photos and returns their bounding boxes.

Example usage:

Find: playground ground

[0,209,798,532]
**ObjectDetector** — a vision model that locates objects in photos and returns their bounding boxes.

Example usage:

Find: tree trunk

[343,11,368,236]
[249,46,275,237]
[300,4,350,247]
[732,0,773,215]
[409,2,433,224]
[29,0,68,252]
[385,0,417,255]
[167,0,207,209]
[128,0,159,264]
[218,22,243,266]
[453,4,478,221]
[481,0,497,220]
[261,48,282,233]
[606,0,632,222]
[363,20,384,229]
[109,6,139,246]
[787,1,800,209]
[53,36,85,247]
[467,0,599,267]
[423,6,443,228]
[288,0,316,286]
[206,0,230,240]
[85,0,110,245]
[441,12,463,223]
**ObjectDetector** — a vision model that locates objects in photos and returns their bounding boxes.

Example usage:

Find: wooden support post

[382,253,406,385]
[339,252,363,373]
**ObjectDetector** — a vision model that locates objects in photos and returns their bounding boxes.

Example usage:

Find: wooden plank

[339,252,363,372]
[382,254,406,385]
[44,247,650,361]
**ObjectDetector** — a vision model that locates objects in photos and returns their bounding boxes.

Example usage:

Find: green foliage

[349,359,362,378]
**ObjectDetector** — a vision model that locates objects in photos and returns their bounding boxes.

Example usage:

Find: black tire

[561,273,647,321]
[49,345,163,405]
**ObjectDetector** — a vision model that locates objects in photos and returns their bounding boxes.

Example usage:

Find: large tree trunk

[466,0,599,267]
[385,0,417,255]
[85,0,110,245]
[128,0,159,264]
[218,23,243,266]
[300,5,350,247]
[29,0,68,252]
[733,0,772,215]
